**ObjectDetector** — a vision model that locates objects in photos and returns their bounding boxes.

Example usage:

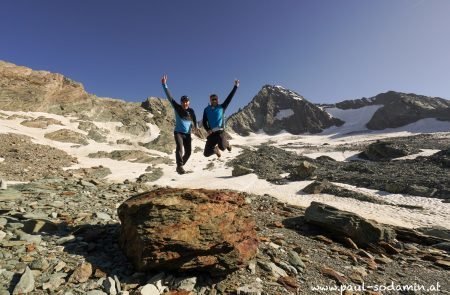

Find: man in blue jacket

[203,79,239,157]
[161,74,198,174]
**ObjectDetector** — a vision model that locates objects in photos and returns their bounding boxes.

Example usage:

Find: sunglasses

[211,98,218,101]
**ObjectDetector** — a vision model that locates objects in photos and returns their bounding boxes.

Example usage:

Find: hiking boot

[176,165,186,175]
[214,146,221,158]
[226,145,232,152]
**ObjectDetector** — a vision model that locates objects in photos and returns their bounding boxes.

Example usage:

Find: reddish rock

[321,267,348,285]
[117,188,258,276]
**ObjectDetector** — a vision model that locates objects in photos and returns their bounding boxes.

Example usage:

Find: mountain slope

[226,85,344,136]
[335,91,450,130]
[0,60,176,151]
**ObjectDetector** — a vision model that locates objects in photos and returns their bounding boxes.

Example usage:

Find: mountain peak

[227,86,343,136]
[261,84,304,101]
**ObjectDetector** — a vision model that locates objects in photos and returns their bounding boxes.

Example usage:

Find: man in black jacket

[161,74,198,174]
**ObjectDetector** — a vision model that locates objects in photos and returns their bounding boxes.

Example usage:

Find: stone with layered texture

[305,202,395,247]
[118,188,259,276]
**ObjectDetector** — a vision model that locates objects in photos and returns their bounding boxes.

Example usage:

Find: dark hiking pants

[174,132,192,166]
[203,130,229,157]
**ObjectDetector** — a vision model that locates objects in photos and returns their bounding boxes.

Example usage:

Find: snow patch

[275,109,294,120]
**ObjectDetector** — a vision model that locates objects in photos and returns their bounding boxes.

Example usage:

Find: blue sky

[1,0,449,115]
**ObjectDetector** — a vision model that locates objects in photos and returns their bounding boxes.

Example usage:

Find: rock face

[118,188,259,276]
[0,60,92,113]
[0,60,183,153]
[226,85,343,136]
[305,202,396,247]
[335,91,450,130]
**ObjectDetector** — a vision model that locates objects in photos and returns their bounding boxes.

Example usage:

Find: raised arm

[161,74,181,109]
[221,79,239,111]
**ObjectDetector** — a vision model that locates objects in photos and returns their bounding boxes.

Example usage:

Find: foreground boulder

[305,202,395,247]
[118,188,258,276]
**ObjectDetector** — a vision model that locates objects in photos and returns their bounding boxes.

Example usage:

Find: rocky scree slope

[229,134,450,200]
[1,179,449,294]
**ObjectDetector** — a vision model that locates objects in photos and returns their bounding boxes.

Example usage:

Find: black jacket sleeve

[190,109,198,129]
[162,84,184,116]
[220,85,238,111]
[202,108,210,131]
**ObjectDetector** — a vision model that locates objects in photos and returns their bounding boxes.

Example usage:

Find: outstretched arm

[161,74,180,109]
[221,79,239,111]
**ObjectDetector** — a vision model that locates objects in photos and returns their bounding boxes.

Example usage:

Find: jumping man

[203,79,239,157]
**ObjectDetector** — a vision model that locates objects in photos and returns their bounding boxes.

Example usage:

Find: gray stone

[173,276,197,292]
[30,257,49,271]
[433,242,450,252]
[102,277,117,295]
[56,235,76,245]
[290,160,317,180]
[277,260,298,275]
[305,202,396,247]
[287,250,306,272]
[0,179,6,190]
[257,261,287,278]
[0,231,6,241]
[0,188,22,201]
[232,165,254,177]
[12,266,34,294]
[15,230,42,244]
[42,273,67,291]
[95,212,111,221]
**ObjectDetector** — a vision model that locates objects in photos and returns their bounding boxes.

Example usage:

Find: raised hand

[161,74,168,85]
[234,79,240,87]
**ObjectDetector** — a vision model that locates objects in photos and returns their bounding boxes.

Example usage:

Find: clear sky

[1,0,450,115]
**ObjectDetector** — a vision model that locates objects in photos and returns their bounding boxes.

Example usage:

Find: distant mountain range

[1,60,449,138]
[227,87,450,135]
[332,91,450,130]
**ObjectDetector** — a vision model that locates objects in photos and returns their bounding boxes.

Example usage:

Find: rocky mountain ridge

[3,60,449,139]
[226,85,344,136]
[331,91,450,130]
[0,60,175,153]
